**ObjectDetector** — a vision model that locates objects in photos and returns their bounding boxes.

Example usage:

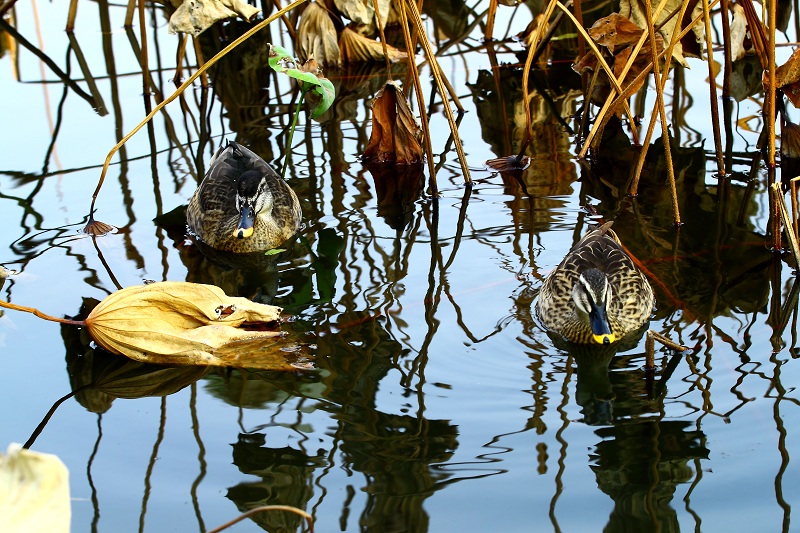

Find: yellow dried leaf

[339,27,408,65]
[297,1,341,67]
[334,0,392,31]
[0,444,70,533]
[85,281,307,370]
[362,81,423,164]
[168,0,260,36]
[729,3,748,62]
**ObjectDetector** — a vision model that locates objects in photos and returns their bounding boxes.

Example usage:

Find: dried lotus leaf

[84,281,307,370]
[168,0,260,36]
[0,445,70,533]
[362,81,423,164]
[339,26,408,65]
[297,1,340,66]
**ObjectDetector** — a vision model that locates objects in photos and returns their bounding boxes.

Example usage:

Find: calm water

[2,1,799,532]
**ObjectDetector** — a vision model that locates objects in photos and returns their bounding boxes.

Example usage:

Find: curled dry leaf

[362,81,423,164]
[168,0,260,36]
[576,14,662,108]
[0,444,70,533]
[619,0,704,66]
[770,48,800,108]
[85,281,310,370]
[588,13,646,54]
[297,1,340,67]
[339,26,408,65]
[334,0,392,32]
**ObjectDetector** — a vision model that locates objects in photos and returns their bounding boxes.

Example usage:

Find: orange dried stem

[88,0,309,217]
[0,300,86,326]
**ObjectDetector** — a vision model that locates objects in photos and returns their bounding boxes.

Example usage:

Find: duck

[187,141,301,253]
[536,221,654,345]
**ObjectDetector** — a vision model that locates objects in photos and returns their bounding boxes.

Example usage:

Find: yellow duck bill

[589,303,615,344]
[233,205,255,239]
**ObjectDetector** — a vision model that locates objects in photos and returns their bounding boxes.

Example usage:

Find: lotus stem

[404,0,471,184]
[702,0,725,176]
[0,300,86,326]
[88,0,309,222]
[207,505,314,533]
[281,91,306,179]
[399,0,439,194]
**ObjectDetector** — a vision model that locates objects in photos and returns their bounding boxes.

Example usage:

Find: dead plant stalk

[404,0,472,185]
[398,0,438,194]
[87,0,309,229]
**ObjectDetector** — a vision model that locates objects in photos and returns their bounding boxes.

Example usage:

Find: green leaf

[268,44,335,118]
[264,248,285,256]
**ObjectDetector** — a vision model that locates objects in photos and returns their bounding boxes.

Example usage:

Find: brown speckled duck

[536,222,655,345]
[187,142,301,253]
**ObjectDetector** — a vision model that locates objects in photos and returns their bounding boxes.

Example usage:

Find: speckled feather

[187,142,301,253]
[536,222,654,343]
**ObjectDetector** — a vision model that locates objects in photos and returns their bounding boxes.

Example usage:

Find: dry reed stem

[66,0,78,32]
[137,0,151,104]
[174,34,189,84]
[207,505,314,533]
[485,0,498,41]
[701,0,725,175]
[398,0,438,194]
[646,329,689,369]
[372,0,392,79]
[579,0,673,157]
[404,0,471,184]
[124,0,135,28]
[767,0,776,169]
[522,0,559,148]
[271,0,297,42]
[772,183,800,258]
[87,0,309,223]
[641,0,681,225]
[583,0,721,159]
[553,0,639,140]
[0,299,86,326]
[791,177,800,238]
[629,0,693,196]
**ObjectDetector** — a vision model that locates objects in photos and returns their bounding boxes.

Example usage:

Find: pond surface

[2,1,800,532]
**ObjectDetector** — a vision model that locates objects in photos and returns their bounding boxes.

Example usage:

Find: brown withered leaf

[362,81,423,164]
[588,14,644,54]
[620,0,704,66]
[85,281,311,370]
[613,32,664,91]
[772,48,800,108]
[339,26,408,65]
[297,1,340,67]
[168,0,260,36]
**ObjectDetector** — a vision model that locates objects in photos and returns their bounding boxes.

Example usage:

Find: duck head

[233,170,271,239]
[571,268,616,344]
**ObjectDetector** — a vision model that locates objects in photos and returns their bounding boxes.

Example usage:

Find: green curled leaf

[268,44,335,118]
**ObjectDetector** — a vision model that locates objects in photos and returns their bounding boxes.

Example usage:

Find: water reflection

[228,433,321,532]
[592,420,709,533]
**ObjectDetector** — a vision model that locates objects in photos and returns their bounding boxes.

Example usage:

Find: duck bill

[233,205,255,239]
[589,303,616,345]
